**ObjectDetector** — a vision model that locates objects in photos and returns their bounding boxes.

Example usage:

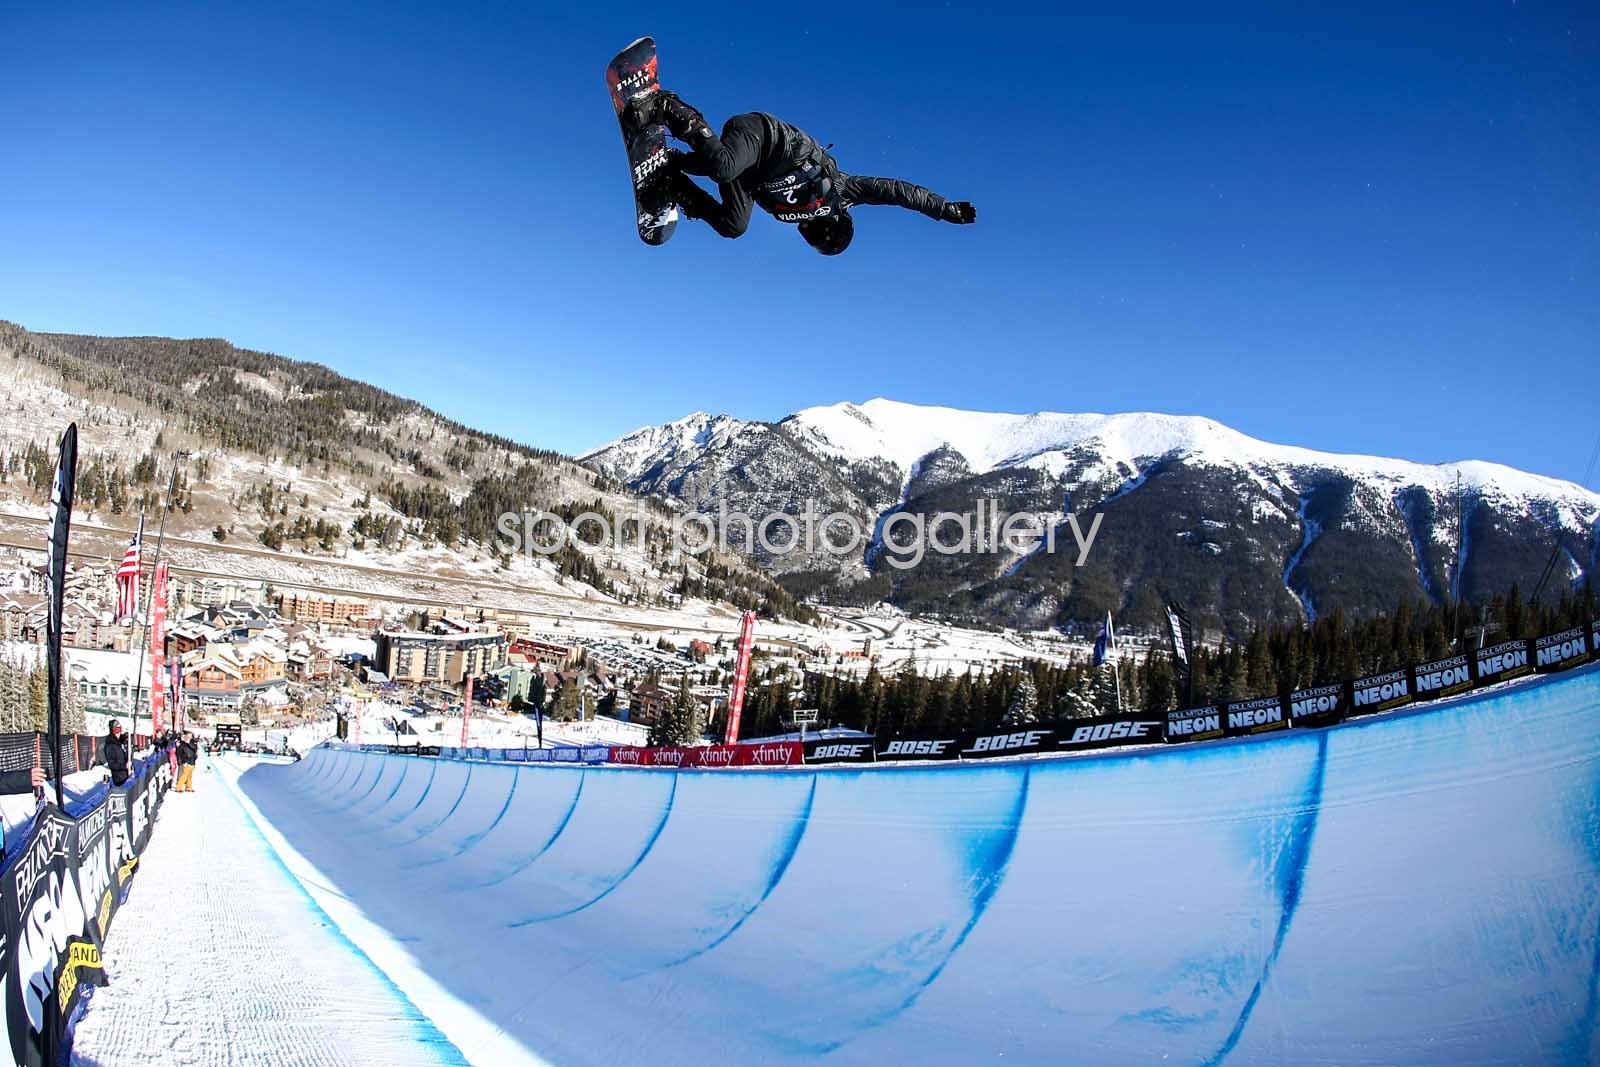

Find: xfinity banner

[1475,639,1533,686]
[1351,667,1413,715]
[1224,695,1289,737]
[1289,683,1348,728]
[960,727,1056,759]
[1167,705,1224,743]
[1413,654,1474,702]
[1057,714,1164,752]
[803,738,877,765]
[1534,628,1590,674]
[874,735,962,762]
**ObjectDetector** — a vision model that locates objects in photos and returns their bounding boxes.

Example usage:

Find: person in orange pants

[175,731,198,792]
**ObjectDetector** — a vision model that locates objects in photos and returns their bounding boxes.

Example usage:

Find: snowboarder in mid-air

[625,90,977,255]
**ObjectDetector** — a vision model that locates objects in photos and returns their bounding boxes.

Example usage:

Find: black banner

[1056,714,1165,752]
[1591,618,1600,657]
[802,738,876,765]
[44,424,78,812]
[1166,705,1224,743]
[1288,683,1348,728]
[417,745,442,757]
[1164,602,1194,708]
[959,727,1056,759]
[3,752,170,1066]
[1474,638,1533,686]
[1350,667,1414,716]
[1224,695,1290,737]
[873,735,962,762]
[1412,654,1474,702]
[1533,628,1590,674]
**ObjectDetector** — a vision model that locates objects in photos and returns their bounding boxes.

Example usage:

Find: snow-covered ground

[69,754,475,1066]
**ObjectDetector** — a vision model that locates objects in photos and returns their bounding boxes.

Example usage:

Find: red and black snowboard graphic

[606,37,678,246]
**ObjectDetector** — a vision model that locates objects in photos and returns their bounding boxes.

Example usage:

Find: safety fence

[0,750,172,1065]
[0,734,123,780]
[336,620,1599,770]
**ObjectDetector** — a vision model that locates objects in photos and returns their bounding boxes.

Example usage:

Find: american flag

[116,517,143,621]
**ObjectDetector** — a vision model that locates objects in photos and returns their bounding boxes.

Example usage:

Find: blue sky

[2,2,1596,481]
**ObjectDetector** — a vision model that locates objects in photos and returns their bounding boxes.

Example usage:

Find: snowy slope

[239,666,1600,1065]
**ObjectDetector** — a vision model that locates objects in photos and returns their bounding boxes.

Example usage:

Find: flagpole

[130,449,189,744]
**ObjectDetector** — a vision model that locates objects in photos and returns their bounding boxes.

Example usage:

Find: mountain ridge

[583,398,1600,632]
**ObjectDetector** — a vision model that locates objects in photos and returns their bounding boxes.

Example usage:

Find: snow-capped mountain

[584,398,1600,631]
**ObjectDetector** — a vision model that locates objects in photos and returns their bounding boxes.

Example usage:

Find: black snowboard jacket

[177,739,198,766]
[103,733,130,785]
[675,112,948,238]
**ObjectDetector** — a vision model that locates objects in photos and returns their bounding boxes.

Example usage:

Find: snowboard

[606,36,678,246]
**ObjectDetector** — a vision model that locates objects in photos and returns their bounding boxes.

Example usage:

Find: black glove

[941,201,977,224]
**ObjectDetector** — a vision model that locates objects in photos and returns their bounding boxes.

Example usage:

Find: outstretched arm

[838,175,976,223]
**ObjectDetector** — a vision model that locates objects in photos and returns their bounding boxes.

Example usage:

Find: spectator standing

[103,719,131,787]
[175,732,198,792]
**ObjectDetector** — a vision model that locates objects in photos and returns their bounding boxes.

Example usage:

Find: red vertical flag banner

[461,676,474,747]
[149,560,169,736]
[724,611,757,744]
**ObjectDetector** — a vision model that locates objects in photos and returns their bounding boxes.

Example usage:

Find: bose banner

[1475,638,1533,686]
[1288,683,1348,728]
[873,735,962,763]
[1534,628,1590,674]
[1224,695,1290,737]
[1057,714,1165,752]
[803,738,876,765]
[1350,667,1414,716]
[1412,654,1474,702]
[960,727,1056,759]
[1167,705,1224,743]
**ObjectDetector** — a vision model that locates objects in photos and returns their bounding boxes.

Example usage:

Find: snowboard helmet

[799,210,853,256]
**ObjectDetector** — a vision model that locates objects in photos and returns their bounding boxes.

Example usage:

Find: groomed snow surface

[73,667,1600,1065]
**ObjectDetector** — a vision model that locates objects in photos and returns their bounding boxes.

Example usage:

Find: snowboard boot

[638,90,713,149]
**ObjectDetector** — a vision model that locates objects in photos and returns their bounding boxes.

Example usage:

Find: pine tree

[1003,675,1039,725]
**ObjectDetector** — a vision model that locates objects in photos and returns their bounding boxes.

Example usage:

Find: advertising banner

[3,753,168,1066]
[1534,628,1590,674]
[1056,714,1165,752]
[1288,683,1349,728]
[1474,638,1534,686]
[959,727,1056,759]
[684,745,740,769]
[872,735,962,763]
[1350,667,1413,716]
[1166,705,1224,743]
[733,741,802,767]
[1412,654,1474,702]
[803,738,877,765]
[1224,695,1290,737]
